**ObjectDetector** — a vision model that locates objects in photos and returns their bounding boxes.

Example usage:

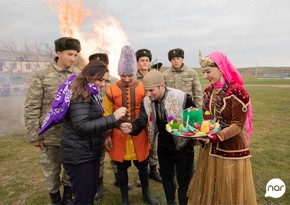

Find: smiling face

[202,66,222,85]
[56,50,79,69]
[120,75,134,87]
[93,72,109,91]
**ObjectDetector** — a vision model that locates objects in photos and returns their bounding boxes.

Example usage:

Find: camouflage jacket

[24,61,80,146]
[162,64,202,109]
[136,69,150,83]
[98,75,119,99]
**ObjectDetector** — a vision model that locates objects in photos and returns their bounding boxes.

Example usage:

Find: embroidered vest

[143,87,191,150]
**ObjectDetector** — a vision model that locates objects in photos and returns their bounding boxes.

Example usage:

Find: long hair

[71,60,109,102]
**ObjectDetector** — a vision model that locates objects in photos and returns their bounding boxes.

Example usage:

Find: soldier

[162,48,202,109]
[135,49,162,184]
[24,37,81,205]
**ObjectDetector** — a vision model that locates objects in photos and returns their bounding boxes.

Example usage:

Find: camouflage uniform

[162,64,203,109]
[24,60,80,193]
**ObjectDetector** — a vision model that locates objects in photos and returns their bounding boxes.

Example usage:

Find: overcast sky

[1,0,290,68]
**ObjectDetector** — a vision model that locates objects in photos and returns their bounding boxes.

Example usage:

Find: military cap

[135,49,152,62]
[168,48,184,61]
[54,37,81,53]
[88,53,109,65]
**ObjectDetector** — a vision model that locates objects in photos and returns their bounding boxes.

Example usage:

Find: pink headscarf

[207,51,253,143]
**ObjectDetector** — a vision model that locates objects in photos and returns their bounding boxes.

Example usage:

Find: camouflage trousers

[99,144,105,178]
[148,132,158,165]
[40,146,70,193]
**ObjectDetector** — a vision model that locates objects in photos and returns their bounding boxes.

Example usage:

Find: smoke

[0,95,25,136]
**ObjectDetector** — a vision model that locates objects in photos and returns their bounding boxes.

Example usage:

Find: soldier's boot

[117,170,130,205]
[163,181,176,205]
[49,190,62,205]
[62,186,73,205]
[94,177,104,200]
[139,167,160,205]
[149,165,162,183]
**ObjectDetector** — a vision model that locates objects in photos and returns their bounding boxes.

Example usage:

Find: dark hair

[71,60,109,102]
[88,53,109,65]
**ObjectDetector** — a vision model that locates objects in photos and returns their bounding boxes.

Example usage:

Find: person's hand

[104,137,113,150]
[120,122,132,134]
[31,140,43,148]
[114,107,127,121]
[208,133,221,142]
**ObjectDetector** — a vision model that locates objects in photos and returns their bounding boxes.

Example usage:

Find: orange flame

[44,0,129,78]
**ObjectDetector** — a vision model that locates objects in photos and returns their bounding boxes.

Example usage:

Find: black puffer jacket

[60,95,116,165]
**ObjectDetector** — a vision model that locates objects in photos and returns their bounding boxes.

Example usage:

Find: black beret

[168,48,184,61]
[135,49,152,61]
[88,53,109,65]
[54,37,81,53]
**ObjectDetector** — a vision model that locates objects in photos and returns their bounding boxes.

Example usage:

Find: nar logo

[265,178,286,198]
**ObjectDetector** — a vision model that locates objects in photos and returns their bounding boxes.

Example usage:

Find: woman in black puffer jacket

[60,60,127,205]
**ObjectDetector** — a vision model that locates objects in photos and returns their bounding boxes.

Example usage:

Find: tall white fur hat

[118,45,137,76]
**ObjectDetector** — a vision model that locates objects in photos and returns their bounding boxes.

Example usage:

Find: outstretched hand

[120,122,132,134]
[114,107,127,121]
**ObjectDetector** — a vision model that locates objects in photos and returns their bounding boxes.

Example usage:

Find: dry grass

[0,78,290,204]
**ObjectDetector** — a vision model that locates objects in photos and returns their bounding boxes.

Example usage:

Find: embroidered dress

[187,85,257,204]
[187,51,256,205]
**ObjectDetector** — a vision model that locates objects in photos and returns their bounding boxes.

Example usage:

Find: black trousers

[158,149,194,205]
[64,159,100,205]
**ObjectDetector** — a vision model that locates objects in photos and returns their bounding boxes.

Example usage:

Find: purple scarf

[38,74,100,136]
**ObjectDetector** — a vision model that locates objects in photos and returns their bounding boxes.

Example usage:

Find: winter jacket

[60,95,117,165]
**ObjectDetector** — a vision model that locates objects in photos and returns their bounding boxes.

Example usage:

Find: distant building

[0,49,51,73]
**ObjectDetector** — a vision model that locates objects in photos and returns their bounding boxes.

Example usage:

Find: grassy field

[0,79,290,205]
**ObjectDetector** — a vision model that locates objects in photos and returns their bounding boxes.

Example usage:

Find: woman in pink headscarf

[187,51,257,205]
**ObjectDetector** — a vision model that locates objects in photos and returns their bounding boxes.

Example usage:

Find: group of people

[24,36,257,205]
